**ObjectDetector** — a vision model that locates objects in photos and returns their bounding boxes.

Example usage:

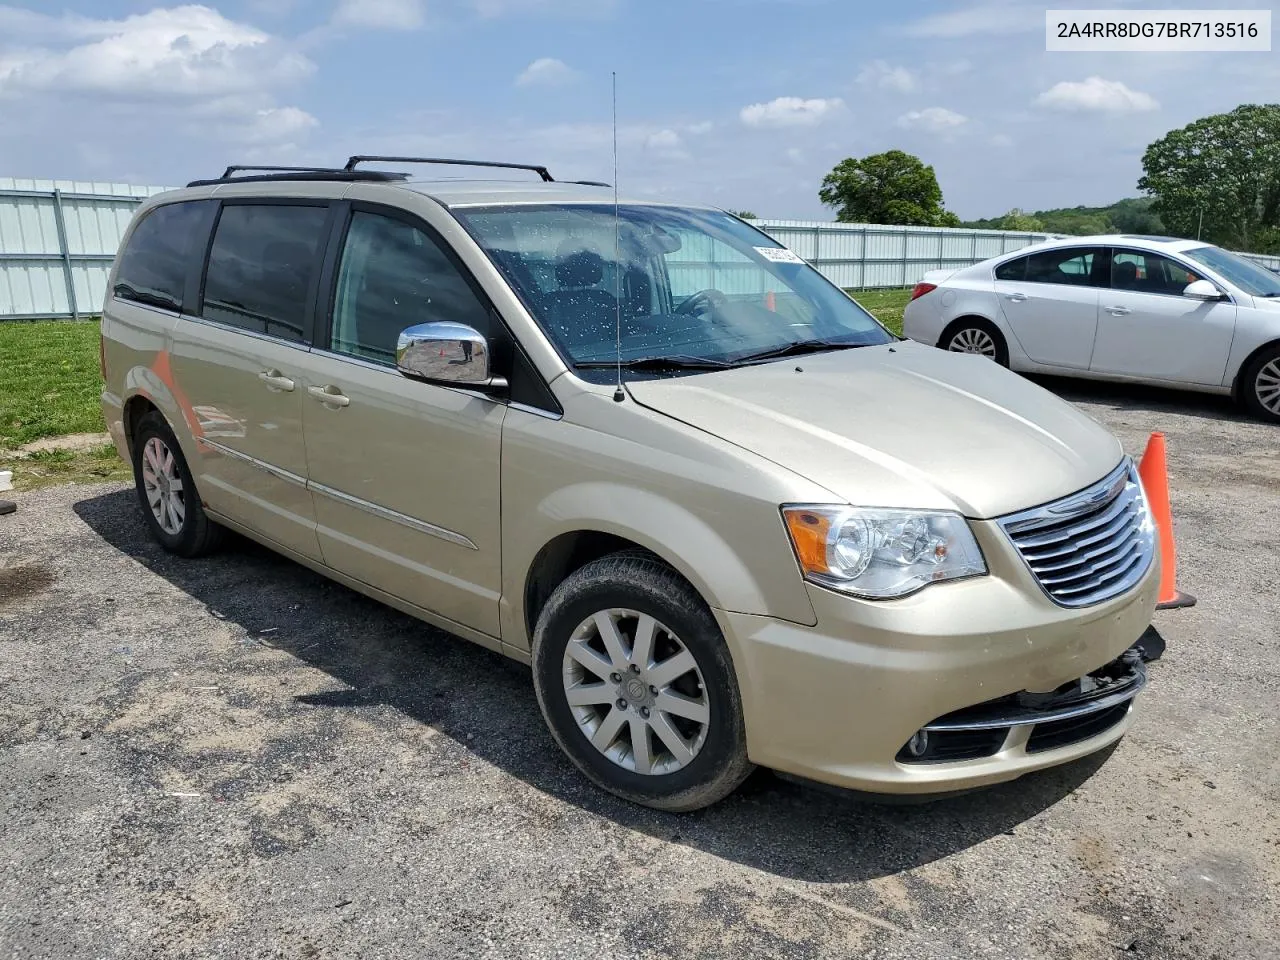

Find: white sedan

[902,234,1280,423]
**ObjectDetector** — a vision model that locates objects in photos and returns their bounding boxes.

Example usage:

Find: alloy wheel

[1256,359,1280,415]
[561,608,710,776]
[948,327,998,358]
[140,436,185,536]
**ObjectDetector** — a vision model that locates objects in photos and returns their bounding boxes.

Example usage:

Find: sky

[0,0,1276,220]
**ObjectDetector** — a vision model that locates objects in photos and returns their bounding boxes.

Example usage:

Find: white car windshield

[1184,245,1280,297]
[456,204,893,374]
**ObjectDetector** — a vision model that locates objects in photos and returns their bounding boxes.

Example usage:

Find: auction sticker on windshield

[1047,9,1270,51]
[756,247,805,264]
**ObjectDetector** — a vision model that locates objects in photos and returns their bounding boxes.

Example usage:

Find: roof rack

[344,155,555,182]
[185,165,410,188]
[221,164,342,179]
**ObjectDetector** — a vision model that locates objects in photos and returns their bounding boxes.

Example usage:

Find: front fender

[504,481,818,652]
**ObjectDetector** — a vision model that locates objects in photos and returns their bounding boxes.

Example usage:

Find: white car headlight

[782,505,987,599]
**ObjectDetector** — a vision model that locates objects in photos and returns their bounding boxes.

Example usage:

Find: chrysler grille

[998,460,1155,608]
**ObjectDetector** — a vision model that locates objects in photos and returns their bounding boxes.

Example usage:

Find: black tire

[131,411,225,557]
[531,551,753,812]
[939,317,1010,367]
[1239,344,1280,424]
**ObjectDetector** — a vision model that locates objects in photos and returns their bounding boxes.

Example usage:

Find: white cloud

[0,6,315,148]
[0,5,312,98]
[990,133,1014,148]
[236,105,319,142]
[685,120,714,135]
[333,0,425,29]
[1035,77,1159,114]
[515,57,576,87]
[643,128,688,160]
[902,2,1042,37]
[645,129,681,150]
[858,60,916,93]
[740,96,844,128]
[896,107,969,132]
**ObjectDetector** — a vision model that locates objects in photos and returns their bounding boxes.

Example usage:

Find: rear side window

[994,256,1027,282]
[1024,247,1103,287]
[330,210,492,365]
[202,204,329,343]
[114,200,211,312]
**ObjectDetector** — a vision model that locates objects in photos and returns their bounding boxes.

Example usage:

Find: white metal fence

[2,179,1278,321]
[0,179,174,321]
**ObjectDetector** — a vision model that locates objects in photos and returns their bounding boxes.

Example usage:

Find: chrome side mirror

[1183,279,1225,301]
[396,322,506,390]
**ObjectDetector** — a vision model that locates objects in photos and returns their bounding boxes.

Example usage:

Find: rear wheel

[531,552,753,811]
[1240,344,1280,424]
[131,411,224,557]
[940,318,1009,366]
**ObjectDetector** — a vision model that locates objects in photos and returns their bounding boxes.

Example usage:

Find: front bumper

[716,518,1159,794]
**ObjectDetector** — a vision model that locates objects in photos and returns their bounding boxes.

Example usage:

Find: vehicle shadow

[1029,373,1250,424]
[74,488,1114,884]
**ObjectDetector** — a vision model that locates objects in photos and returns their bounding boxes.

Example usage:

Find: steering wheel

[675,289,730,316]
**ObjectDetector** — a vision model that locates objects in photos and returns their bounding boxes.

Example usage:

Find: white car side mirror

[1183,279,1224,301]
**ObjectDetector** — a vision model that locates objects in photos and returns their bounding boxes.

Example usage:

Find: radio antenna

[611,71,625,403]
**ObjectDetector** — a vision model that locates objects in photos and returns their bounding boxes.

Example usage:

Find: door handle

[1105,306,1132,316]
[258,370,295,392]
[1006,293,1028,303]
[308,384,350,408]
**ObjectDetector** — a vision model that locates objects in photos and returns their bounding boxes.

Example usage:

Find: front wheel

[941,318,1009,366]
[1241,345,1280,424]
[531,552,753,811]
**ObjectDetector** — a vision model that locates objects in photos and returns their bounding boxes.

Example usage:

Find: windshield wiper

[730,340,866,365]
[574,355,733,371]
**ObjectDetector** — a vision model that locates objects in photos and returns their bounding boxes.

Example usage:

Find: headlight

[782,505,987,599]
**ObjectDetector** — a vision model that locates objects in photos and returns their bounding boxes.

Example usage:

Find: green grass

[0,319,106,448]
[847,288,911,336]
[10,446,131,492]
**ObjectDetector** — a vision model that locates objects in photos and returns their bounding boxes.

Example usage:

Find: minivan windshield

[1184,244,1280,297]
[456,204,893,375]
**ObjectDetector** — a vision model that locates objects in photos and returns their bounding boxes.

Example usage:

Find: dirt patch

[0,559,55,607]
[17,432,113,455]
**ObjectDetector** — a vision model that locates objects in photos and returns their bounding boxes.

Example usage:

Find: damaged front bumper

[899,645,1147,764]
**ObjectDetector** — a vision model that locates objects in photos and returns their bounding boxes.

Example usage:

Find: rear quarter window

[114,200,213,312]
[994,256,1027,282]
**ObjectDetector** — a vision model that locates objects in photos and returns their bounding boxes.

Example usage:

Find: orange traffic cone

[1138,432,1195,610]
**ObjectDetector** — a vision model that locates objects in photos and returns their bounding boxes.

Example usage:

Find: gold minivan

[101,158,1159,811]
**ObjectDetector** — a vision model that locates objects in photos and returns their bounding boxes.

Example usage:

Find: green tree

[731,210,758,220]
[1139,104,1280,252]
[995,208,1046,232]
[819,150,960,226]
[1107,197,1164,235]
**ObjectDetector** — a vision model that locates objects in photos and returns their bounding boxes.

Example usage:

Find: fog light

[905,729,930,758]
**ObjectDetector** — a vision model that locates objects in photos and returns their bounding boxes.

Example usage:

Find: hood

[626,341,1123,519]
[1247,294,1280,312]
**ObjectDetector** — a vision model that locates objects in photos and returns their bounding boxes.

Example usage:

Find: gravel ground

[1,376,1278,960]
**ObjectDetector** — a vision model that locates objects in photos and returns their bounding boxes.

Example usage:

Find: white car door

[1090,248,1236,385]
[994,245,1103,369]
